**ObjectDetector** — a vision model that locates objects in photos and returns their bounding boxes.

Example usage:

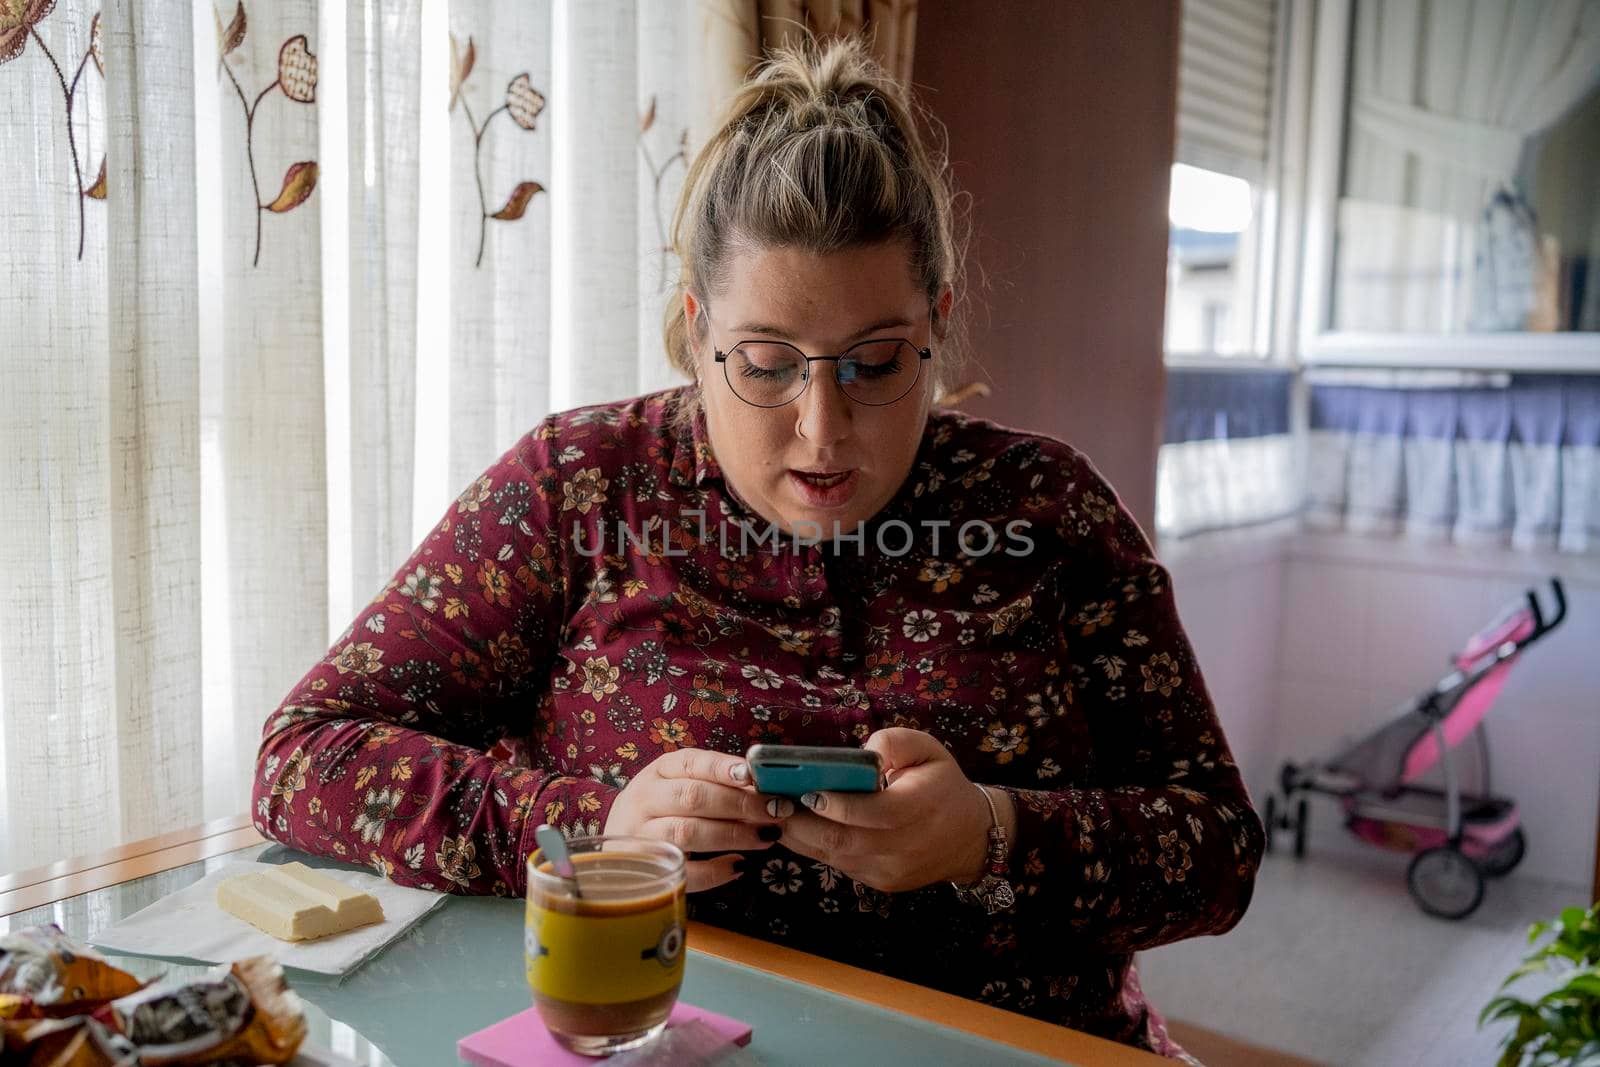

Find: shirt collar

[664,387,721,490]
[690,402,723,488]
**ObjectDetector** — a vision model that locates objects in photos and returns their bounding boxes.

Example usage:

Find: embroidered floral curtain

[1,0,205,872]
[2,0,894,876]
[212,0,332,785]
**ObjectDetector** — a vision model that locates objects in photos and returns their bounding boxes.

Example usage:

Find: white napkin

[89,861,447,977]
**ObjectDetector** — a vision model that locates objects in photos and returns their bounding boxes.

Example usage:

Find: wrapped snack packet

[100,956,306,1066]
[0,926,144,1019]
[1,993,34,1020]
[1,1014,140,1066]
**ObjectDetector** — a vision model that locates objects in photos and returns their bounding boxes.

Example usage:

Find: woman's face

[688,241,949,537]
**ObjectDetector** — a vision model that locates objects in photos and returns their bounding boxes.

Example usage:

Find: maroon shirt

[253,386,1262,1054]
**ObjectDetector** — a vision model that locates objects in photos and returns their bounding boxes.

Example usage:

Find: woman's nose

[795,366,852,445]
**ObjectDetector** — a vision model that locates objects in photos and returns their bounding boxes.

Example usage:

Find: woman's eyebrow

[730,316,914,342]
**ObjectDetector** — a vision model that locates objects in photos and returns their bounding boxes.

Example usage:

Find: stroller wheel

[1480,828,1527,878]
[1262,795,1277,853]
[1293,798,1309,858]
[1407,847,1485,920]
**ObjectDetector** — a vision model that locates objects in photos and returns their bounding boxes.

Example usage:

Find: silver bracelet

[951,783,1015,913]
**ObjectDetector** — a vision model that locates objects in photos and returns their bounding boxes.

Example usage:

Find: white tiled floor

[1138,846,1584,1067]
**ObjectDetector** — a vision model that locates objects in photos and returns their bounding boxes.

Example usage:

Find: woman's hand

[603,748,794,892]
[780,728,1006,894]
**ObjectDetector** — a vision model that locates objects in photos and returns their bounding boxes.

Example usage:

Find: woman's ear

[683,291,707,383]
[933,286,954,339]
[685,290,708,361]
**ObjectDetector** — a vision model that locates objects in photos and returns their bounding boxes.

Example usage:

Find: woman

[254,38,1262,1057]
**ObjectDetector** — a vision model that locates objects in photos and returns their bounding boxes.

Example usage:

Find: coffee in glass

[525,836,687,1057]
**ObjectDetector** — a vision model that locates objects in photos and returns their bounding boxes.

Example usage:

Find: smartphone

[744,744,885,799]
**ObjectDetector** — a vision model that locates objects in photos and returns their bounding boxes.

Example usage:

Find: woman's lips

[787,468,860,509]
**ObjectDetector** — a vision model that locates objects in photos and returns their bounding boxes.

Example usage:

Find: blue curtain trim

[1164,368,1293,444]
[1309,375,1600,447]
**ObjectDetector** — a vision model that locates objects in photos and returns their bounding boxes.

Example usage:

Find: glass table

[1,827,1165,1066]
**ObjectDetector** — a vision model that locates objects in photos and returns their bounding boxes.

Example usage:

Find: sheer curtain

[1335,0,1600,332]
[1156,369,1298,540]
[2,0,870,875]
[1304,375,1600,552]
[1,0,203,874]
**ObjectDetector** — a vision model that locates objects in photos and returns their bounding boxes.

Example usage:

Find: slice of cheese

[217,862,386,942]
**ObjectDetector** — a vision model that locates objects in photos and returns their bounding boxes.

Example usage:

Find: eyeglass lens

[723,340,922,407]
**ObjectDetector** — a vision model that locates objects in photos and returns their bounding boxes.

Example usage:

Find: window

[1330,1,1600,337]
[1299,0,1600,369]
[1157,0,1298,542]
[1166,164,1262,356]
[1165,0,1283,360]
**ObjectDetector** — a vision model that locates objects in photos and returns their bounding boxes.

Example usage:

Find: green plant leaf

[1501,960,1554,990]
[1550,942,1588,965]
[1571,1041,1600,1067]
[1481,996,1532,1026]
[1509,1012,1547,1064]
[1486,904,1600,1066]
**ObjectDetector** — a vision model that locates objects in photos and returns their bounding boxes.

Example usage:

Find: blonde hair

[663,35,969,408]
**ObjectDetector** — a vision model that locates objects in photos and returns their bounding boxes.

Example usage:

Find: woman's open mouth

[788,469,859,508]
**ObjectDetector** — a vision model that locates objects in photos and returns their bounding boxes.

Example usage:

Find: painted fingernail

[766,797,795,818]
[731,855,750,875]
[731,763,750,784]
[801,792,824,812]
[758,825,783,843]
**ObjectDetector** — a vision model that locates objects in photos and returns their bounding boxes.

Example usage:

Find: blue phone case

[746,746,883,799]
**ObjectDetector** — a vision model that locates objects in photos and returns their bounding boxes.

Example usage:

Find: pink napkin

[457,1003,753,1066]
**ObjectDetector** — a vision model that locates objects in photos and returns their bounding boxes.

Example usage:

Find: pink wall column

[914,1,1179,532]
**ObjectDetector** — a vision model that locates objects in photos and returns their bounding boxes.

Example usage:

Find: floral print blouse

[253,386,1263,1057]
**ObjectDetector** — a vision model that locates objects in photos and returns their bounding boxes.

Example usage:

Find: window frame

[1296,0,1600,373]
[1165,0,1309,368]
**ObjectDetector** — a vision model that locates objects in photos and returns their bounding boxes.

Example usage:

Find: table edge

[688,921,1166,1066]
[0,821,265,917]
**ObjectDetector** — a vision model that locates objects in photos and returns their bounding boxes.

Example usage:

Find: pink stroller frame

[1266,578,1567,920]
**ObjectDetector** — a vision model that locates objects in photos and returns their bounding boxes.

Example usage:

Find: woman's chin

[775,502,879,541]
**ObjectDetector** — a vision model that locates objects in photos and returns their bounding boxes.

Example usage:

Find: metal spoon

[534,824,583,899]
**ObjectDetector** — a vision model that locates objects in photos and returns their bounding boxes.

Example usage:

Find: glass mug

[525,836,688,1056]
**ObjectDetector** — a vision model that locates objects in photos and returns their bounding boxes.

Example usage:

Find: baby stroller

[1264,578,1567,920]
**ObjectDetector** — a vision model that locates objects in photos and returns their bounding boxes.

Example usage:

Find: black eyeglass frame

[712,337,934,409]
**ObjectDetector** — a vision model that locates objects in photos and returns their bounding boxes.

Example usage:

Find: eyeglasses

[711,327,933,409]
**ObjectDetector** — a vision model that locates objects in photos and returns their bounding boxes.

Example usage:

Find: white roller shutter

[1177,0,1279,181]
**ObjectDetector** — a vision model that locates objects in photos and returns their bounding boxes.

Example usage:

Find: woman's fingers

[642,777,794,824]
[686,853,746,894]
[654,749,752,788]
[644,815,780,854]
[780,811,868,867]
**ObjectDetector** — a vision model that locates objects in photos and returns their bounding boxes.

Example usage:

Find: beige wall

[914,1,1178,533]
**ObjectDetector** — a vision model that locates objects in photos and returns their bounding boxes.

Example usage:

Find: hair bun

[661,34,969,405]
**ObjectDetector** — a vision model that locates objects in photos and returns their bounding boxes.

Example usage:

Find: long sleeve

[998,455,1264,955]
[251,422,618,896]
